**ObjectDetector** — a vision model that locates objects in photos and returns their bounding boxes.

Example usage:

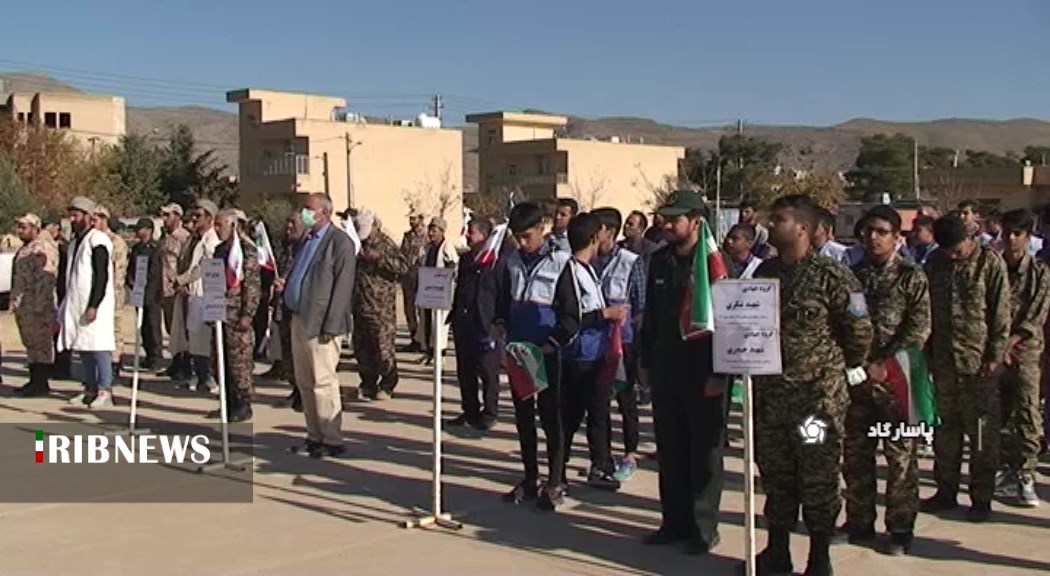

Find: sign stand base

[401,513,461,531]
[196,321,251,474]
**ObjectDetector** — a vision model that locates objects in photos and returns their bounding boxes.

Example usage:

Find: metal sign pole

[742,373,756,576]
[402,307,461,531]
[107,266,151,438]
[198,322,251,473]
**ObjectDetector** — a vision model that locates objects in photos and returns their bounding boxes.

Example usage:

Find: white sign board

[201,258,228,323]
[712,279,782,375]
[129,255,149,308]
[415,267,455,310]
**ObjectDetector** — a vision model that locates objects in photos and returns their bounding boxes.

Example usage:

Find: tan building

[467,111,685,218]
[227,88,464,235]
[919,165,1049,212]
[1,92,126,148]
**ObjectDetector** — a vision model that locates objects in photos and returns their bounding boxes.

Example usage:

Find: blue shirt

[284,223,330,312]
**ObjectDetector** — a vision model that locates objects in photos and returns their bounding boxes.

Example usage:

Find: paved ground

[0,311,1049,576]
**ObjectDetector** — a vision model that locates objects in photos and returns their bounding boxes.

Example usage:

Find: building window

[16,112,24,123]
[508,164,518,176]
[296,155,310,175]
[59,113,71,129]
[537,155,550,175]
[44,112,57,128]
[27,113,35,124]
[487,130,496,145]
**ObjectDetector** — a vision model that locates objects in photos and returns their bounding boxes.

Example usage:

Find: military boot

[738,528,793,575]
[804,532,833,576]
[15,364,49,397]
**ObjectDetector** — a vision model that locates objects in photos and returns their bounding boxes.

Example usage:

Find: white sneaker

[89,392,114,409]
[185,375,199,392]
[205,378,219,395]
[995,469,1018,498]
[68,393,88,405]
[1018,474,1041,507]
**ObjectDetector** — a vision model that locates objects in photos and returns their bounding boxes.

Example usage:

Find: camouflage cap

[656,190,706,217]
[15,213,41,228]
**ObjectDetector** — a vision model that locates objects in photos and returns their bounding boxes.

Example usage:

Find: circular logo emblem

[665,192,679,206]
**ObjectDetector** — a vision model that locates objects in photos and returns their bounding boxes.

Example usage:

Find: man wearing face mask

[282,193,356,457]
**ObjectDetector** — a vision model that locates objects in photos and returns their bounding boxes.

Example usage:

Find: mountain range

[4,72,1050,191]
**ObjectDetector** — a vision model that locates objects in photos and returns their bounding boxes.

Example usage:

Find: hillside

[4,72,1050,192]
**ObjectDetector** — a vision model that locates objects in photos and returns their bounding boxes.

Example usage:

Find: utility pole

[715,159,723,240]
[736,119,744,197]
[913,137,920,199]
[322,152,330,195]
[345,133,363,208]
[431,94,443,120]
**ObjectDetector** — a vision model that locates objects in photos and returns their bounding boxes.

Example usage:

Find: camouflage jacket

[11,235,59,317]
[925,244,1011,374]
[214,234,262,323]
[851,252,931,362]
[754,252,873,384]
[107,230,130,307]
[400,230,427,274]
[160,226,191,298]
[354,231,409,320]
[1006,252,1050,358]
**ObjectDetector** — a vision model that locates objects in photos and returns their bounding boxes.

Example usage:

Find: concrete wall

[2,92,125,148]
[556,139,684,217]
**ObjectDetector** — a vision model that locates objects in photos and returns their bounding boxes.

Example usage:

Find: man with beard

[838,206,930,556]
[57,197,118,409]
[639,191,728,555]
[418,216,458,364]
[93,206,128,378]
[213,210,261,421]
[176,199,222,395]
[749,194,873,576]
[10,213,59,397]
[159,203,191,378]
[126,218,163,369]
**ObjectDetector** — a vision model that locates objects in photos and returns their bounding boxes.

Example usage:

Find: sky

[0,0,1046,127]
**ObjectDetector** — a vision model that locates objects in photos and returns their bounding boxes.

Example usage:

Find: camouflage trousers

[16,310,55,364]
[113,304,126,363]
[221,322,255,401]
[843,382,918,533]
[1000,357,1043,475]
[352,314,398,393]
[931,370,1001,504]
[754,373,848,534]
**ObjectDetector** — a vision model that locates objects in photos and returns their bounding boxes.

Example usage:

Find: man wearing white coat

[176,199,222,394]
[57,196,117,409]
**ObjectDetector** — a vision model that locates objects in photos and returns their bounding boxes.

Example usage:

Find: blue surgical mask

[300,207,317,229]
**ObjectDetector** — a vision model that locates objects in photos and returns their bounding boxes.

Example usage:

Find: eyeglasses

[862,226,895,237]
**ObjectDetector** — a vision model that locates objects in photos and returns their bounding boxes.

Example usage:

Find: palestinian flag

[505,341,549,401]
[883,346,940,427]
[226,237,244,290]
[598,321,630,394]
[475,223,508,267]
[253,221,277,273]
[679,220,727,340]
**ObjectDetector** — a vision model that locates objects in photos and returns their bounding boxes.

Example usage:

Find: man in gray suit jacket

[279,192,357,458]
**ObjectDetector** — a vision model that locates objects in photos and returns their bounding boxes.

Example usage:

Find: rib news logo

[33,429,212,464]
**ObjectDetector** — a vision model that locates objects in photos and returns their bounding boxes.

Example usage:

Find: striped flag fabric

[680,220,728,340]
[504,341,549,401]
[253,222,277,272]
[226,237,244,290]
[598,321,630,394]
[475,223,508,267]
[883,346,940,426]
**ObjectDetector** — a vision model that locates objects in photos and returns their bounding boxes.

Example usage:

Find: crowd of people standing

[3,189,1047,576]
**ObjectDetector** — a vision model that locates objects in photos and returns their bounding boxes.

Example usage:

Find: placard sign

[201,258,228,323]
[712,279,782,375]
[415,267,455,310]
[129,256,149,308]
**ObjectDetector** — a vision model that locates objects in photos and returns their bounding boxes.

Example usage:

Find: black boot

[804,532,833,576]
[739,527,793,575]
[885,531,913,556]
[15,364,44,397]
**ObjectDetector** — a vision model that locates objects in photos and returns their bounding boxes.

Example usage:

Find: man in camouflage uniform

[353,211,409,400]
[269,211,305,410]
[44,214,73,379]
[93,205,129,378]
[399,213,427,352]
[159,203,191,378]
[838,206,930,556]
[995,209,1050,507]
[11,213,60,397]
[921,213,1011,523]
[750,194,873,576]
[213,210,261,422]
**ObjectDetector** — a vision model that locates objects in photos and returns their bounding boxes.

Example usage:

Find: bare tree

[567,168,609,211]
[431,162,459,219]
[631,163,691,210]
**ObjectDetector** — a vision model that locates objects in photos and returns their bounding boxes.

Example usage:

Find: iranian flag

[475,223,508,267]
[679,220,727,340]
[253,221,277,272]
[504,341,549,401]
[883,346,940,426]
[226,237,244,290]
[598,321,630,394]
